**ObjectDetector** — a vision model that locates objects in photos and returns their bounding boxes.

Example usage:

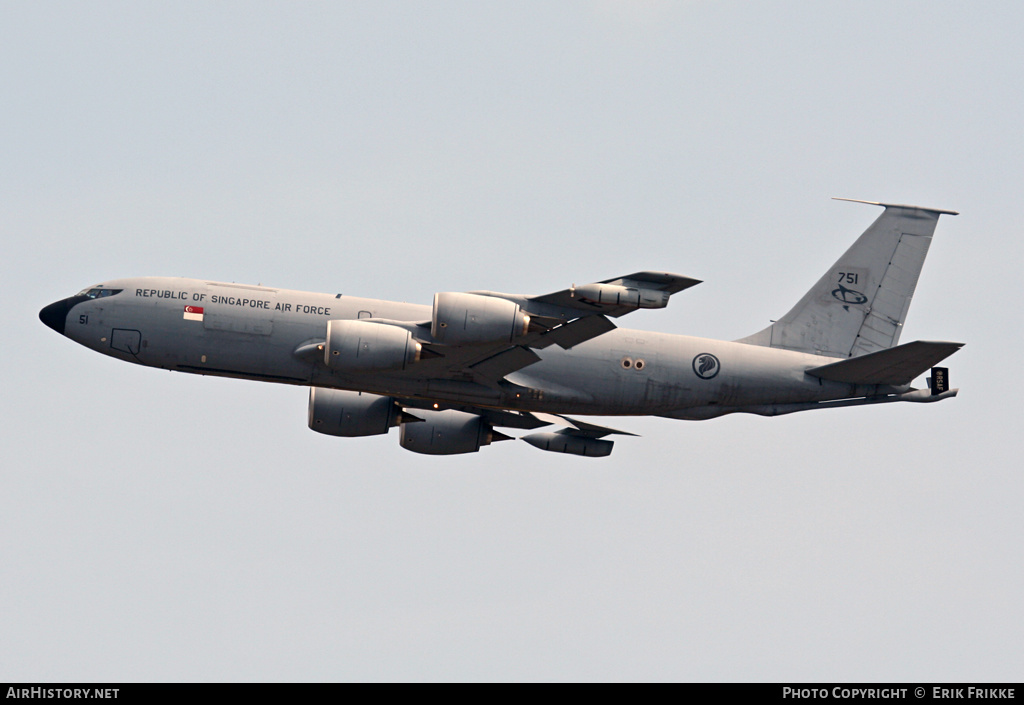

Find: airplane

[39,199,963,457]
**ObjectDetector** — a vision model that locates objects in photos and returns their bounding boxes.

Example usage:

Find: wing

[419,272,698,382]
[298,270,700,390]
[412,314,618,389]
[294,314,619,393]
[524,271,702,318]
[398,400,638,457]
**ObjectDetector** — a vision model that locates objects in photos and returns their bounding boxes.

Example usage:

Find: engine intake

[431,292,529,345]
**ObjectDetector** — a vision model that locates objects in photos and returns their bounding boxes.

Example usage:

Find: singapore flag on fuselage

[183,305,204,322]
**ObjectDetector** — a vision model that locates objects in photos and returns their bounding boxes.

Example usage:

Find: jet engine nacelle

[308,388,401,437]
[574,283,668,309]
[324,319,421,372]
[399,409,505,455]
[520,431,614,457]
[431,292,530,345]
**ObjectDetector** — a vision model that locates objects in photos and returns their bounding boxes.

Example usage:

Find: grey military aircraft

[40,199,962,457]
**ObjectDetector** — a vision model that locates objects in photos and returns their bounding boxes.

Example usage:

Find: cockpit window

[77,287,124,299]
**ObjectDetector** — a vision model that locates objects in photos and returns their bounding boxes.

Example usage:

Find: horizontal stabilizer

[831,198,959,216]
[806,340,964,386]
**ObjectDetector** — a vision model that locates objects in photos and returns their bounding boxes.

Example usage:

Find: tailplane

[738,199,958,358]
[805,340,963,385]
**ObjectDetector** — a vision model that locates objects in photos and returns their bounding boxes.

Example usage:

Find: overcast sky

[3,1,1022,681]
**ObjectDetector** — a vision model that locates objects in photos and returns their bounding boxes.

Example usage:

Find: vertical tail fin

[738,199,957,358]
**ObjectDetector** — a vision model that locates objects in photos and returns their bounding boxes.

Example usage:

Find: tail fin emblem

[831,284,868,305]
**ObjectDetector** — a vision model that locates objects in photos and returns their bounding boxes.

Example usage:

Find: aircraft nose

[39,298,74,336]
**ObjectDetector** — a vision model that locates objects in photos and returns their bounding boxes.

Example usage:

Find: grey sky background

[3,1,1021,681]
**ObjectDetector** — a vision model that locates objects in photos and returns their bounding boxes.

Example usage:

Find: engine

[573,283,668,309]
[308,388,402,437]
[431,292,530,345]
[324,319,421,372]
[399,409,507,455]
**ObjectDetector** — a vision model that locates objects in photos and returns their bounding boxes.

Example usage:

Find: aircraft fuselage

[44,276,888,418]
